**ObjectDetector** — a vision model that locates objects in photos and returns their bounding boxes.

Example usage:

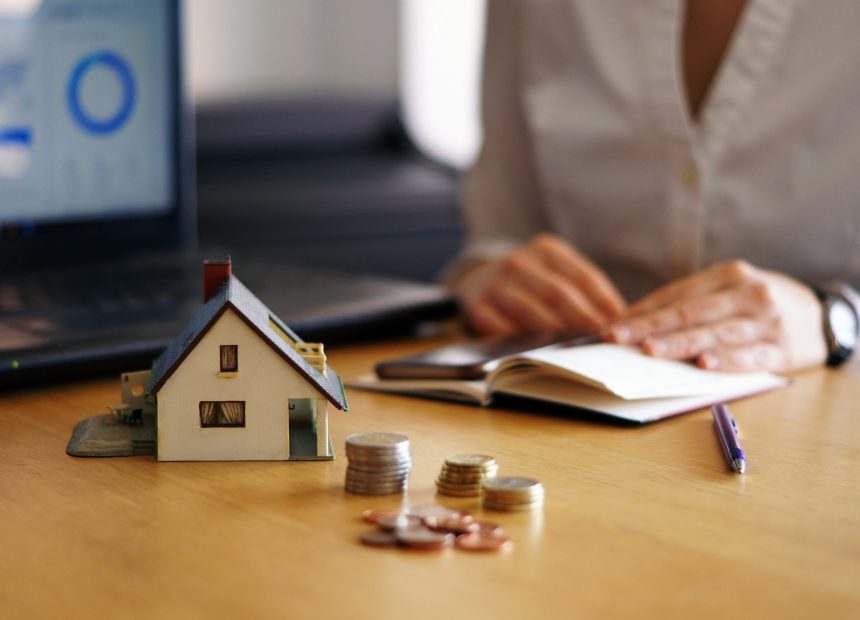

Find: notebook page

[494,373,787,423]
[515,344,786,400]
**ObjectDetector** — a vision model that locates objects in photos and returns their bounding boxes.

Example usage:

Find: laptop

[0,0,455,388]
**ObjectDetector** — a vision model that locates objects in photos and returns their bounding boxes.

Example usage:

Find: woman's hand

[452,234,626,337]
[607,260,826,372]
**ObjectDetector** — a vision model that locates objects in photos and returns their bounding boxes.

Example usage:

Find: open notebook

[351,344,789,423]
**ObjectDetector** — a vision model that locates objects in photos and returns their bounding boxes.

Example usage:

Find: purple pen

[712,403,746,474]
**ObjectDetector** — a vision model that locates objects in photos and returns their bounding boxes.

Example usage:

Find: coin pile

[436,453,499,497]
[344,432,412,495]
[482,476,545,511]
[360,504,512,552]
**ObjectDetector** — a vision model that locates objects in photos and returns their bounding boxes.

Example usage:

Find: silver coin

[347,475,409,483]
[346,449,411,461]
[344,471,409,482]
[346,442,411,452]
[483,485,545,497]
[482,492,545,505]
[346,475,410,487]
[347,460,412,469]
[444,454,497,468]
[344,472,409,482]
[346,467,410,478]
[346,478,409,488]
[346,432,410,448]
[482,498,543,511]
[483,484,545,495]
[346,458,412,470]
[347,465,409,474]
[346,486,408,496]
[347,457,410,467]
[482,476,542,491]
[346,451,412,461]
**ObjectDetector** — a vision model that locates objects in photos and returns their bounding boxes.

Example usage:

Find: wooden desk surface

[1,338,858,620]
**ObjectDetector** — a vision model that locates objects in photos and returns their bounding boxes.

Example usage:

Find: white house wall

[157,308,329,461]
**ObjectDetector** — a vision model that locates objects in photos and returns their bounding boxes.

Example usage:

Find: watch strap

[812,281,860,367]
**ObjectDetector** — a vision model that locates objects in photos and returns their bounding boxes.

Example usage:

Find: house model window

[200,401,245,427]
[220,345,238,372]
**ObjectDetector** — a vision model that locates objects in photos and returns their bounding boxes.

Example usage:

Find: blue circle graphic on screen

[67,51,136,135]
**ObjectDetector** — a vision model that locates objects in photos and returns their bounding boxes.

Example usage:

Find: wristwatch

[814,282,860,367]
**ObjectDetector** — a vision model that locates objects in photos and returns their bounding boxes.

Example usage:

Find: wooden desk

[1,338,858,619]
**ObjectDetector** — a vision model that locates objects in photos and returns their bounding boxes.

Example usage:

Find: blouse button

[679,162,699,189]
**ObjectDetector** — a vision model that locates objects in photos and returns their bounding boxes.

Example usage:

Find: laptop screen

[0,0,175,227]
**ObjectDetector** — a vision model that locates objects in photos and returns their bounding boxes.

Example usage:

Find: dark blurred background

[189,0,487,282]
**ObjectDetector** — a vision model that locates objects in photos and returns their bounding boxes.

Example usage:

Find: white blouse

[462,0,860,301]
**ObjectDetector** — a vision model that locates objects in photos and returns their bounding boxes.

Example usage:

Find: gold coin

[435,478,483,489]
[445,454,497,468]
[482,499,543,512]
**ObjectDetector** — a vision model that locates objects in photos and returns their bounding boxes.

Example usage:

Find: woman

[450,0,860,372]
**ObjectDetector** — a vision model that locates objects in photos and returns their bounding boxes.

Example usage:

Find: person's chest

[681,0,748,120]
[519,0,860,290]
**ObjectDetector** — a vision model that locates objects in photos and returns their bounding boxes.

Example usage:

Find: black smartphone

[375,332,599,380]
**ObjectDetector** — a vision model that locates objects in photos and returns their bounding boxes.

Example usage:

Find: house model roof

[147,275,349,411]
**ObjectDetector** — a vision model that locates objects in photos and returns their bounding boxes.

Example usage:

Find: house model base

[66,413,156,458]
[66,411,337,460]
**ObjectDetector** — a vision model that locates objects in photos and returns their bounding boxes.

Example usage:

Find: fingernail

[645,340,666,356]
[700,353,719,370]
[610,326,631,343]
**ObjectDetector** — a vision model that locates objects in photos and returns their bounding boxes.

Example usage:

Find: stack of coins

[344,432,411,495]
[482,476,544,511]
[360,505,511,552]
[435,454,499,497]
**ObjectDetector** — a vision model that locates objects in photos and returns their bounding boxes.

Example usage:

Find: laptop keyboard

[0,261,200,353]
[0,256,453,364]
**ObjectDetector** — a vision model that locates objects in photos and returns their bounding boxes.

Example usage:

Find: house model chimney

[203,258,232,302]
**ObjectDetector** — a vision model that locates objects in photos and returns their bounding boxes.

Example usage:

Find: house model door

[288,399,318,458]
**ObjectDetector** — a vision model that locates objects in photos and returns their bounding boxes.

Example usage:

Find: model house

[146,260,349,461]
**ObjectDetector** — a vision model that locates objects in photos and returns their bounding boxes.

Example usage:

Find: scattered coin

[376,513,423,532]
[344,432,412,495]
[396,528,455,550]
[482,476,544,511]
[474,522,504,537]
[359,504,510,554]
[455,532,513,552]
[425,515,480,535]
[361,530,399,547]
[405,504,464,521]
[361,508,405,525]
[436,453,499,497]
